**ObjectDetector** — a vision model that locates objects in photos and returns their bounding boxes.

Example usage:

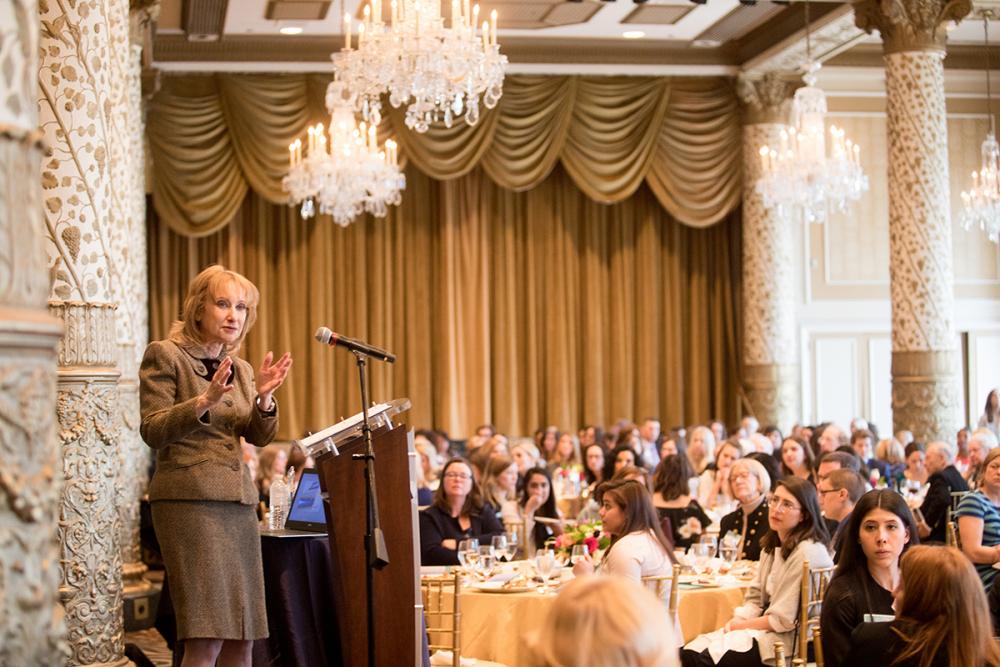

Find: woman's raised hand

[257,351,292,410]
[197,356,235,415]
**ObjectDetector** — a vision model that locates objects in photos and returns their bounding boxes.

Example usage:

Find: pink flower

[584,536,599,554]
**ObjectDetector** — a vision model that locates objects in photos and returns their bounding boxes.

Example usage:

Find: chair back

[811,621,826,667]
[951,490,968,511]
[797,559,835,662]
[421,573,462,667]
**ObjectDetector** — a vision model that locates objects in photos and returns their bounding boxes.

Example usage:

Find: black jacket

[922,465,968,543]
[718,497,768,561]
[419,503,504,565]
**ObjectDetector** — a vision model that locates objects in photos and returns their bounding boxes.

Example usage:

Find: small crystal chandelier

[959,14,1000,243]
[755,1,868,224]
[332,0,507,133]
[282,81,406,226]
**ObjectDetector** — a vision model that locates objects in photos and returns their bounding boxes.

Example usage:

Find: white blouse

[601,530,673,598]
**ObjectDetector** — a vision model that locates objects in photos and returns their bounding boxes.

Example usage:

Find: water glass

[689,543,713,574]
[570,544,588,565]
[698,534,718,558]
[458,538,479,575]
[534,549,557,593]
[491,535,509,562]
[505,528,520,560]
[477,545,496,579]
[720,544,738,564]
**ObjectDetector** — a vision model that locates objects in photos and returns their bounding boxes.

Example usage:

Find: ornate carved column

[0,1,69,664]
[37,0,134,661]
[854,0,971,441]
[118,2,156,620]
[737,73,801,432]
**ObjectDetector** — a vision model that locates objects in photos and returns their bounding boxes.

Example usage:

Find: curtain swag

[147,74,743,238]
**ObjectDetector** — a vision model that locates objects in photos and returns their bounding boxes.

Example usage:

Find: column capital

[736,72,799,125]
[853,0,972,54]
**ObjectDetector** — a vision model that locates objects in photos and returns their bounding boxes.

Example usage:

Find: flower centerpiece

[545,520,610,561]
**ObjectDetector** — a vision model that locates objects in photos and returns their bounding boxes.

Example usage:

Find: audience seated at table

[846,545,1000,667]
[571,479,674,598]
[681,477,832,667]
[965,429,999,490]
[779,435,816,485]
[418,457,504,566]
[718,458,770,562]
[697,440,742,512]
[547,432,582,475]
[820,489,917,667]
[525,576,680,667]
[520,466,564,554]
[652,455,712,551]
[604,444,640,481]
[956,445,1000,587]
[817,469,866,560]
[612,464,652,490]
[537,426,560,464]
[918,441,969,543]
[851,429,889,484]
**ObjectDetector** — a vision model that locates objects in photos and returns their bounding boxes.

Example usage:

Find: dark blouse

[845,621,949,667]
[718,497,769,561]
[656,500,712,550]
[821,568,895,667]
[418,503,504,566]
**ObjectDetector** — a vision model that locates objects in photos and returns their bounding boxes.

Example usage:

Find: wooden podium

[315,424,421,667]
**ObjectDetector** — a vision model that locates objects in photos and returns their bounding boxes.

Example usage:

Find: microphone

[314,327,396,363]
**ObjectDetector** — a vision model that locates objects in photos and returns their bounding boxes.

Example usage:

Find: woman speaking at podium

[140,265,292,667]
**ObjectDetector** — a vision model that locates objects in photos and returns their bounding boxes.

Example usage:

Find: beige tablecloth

[455,581,747,665]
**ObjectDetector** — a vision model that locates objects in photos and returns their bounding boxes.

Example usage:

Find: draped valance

[147,74,743,237]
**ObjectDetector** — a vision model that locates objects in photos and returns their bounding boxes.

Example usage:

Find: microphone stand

[352,351,390,667]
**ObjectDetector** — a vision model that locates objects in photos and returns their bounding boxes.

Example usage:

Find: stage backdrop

[146,74,745,439]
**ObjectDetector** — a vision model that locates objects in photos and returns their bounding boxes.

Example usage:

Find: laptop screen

[286,469,327,529]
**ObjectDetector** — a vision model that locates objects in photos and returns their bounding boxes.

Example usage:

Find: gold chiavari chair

[797,560,835,664]
[774,641,787,666]
[421,573,507,667]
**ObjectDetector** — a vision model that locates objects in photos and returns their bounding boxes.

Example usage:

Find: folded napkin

[430,650,476,665]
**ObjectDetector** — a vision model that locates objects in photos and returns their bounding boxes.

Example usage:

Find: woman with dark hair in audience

[538,426,560,464]
[572,479,675,598]
[762,426,783,455]
[697,439,741,511]
[583,443,606,493]
[820,489,918,667]
[846,545,1000,667]
[903,441,928,487]
[419,458,504,565]
[520,466,564,554]
[718,458,771,561]
[604,444,639,482]
[980,389,1000,440]
[780,435,816,484]
[652,455,711,550]
[682,477,832,667]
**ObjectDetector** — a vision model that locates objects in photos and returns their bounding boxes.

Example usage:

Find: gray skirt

[152,499,268,640]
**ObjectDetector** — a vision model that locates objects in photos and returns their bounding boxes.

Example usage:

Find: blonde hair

[526,576,680,667]
[875,438,906,465]
[169,264,260,355]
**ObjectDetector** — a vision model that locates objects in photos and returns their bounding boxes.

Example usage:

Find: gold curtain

[148,164,742,440]
[147,74,742,237]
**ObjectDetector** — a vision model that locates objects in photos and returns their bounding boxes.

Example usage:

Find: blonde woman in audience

[547,432,582,474]
[414,439,441,491]
[511,438,541,475]
[481,455,520,523]
[526,576,680,667]
[875,437,905,467]
[686,426,716,475]
[697,439,741,511]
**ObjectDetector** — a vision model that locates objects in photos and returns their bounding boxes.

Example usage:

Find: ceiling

[152,0,1000,78]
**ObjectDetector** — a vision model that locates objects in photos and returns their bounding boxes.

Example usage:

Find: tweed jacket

[139,339,278,505]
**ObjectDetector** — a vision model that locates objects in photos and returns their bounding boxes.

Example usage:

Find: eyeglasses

[767,496,801,513]
[444,472,471,480]
[730,472,752,481]
[817,487,841,495]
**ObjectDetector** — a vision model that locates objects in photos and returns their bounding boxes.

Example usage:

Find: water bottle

[268,476,290,530]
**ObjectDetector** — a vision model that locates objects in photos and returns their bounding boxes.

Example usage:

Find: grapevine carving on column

[737,73,801,431]
[854,0,970,441]
[1,0,69,663]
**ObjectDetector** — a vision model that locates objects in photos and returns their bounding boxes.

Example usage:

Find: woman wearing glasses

[418,457,505,565]
[682,477,832,667]
[718,458,771,561]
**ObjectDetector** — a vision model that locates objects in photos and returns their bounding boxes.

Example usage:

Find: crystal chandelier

[282,81,406,226]
[755,3,868,224]
[959,14,1000,243]
[332,0,507,133]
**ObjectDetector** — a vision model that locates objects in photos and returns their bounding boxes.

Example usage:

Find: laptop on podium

[260,468,327,538]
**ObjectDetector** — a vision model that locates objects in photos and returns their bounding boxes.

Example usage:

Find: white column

[738,73,800,432]
[0,0,69,663]
[855,0,971,441]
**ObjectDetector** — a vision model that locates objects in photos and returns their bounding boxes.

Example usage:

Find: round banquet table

[450,577,748,666]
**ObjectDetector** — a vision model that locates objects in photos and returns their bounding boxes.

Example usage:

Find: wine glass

[534,548,557,593]
[505,528,520,560]
[458,538,479,576]
[698,534,718,558]
[720,542,738,564]
[477,545,496,579]
[491,535,509,563]
[570,544,588,565]
[689,543,713,575]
